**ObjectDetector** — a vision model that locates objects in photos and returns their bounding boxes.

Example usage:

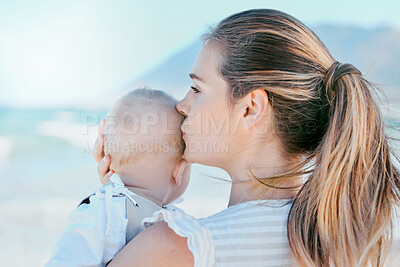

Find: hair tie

[324,61,362,96]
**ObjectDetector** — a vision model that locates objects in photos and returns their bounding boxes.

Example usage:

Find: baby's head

[103,88,190,206]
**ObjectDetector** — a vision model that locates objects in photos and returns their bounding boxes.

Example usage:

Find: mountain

[313,25,400,90]
[133,24,400,102]
[132,40,202,98]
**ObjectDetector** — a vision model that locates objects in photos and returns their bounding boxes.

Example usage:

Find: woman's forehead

[191,43,224,83]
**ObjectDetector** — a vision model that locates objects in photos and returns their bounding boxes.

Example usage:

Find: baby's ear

[172,159,190,186]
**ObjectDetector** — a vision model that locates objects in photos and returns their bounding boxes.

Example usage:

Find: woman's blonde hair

[205,9,400,266]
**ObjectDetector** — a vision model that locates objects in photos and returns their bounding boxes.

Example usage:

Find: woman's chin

[183,150,221,168]
[183,149,194,163]
[183,149,201,164]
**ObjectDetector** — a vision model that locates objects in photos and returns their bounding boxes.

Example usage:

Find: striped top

[143,199,296,267]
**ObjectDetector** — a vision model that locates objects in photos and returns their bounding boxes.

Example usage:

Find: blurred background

[1,0,399,266]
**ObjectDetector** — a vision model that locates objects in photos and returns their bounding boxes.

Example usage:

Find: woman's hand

[93,119,113,184]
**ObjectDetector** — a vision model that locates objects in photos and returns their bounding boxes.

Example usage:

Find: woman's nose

[176,98,188,117]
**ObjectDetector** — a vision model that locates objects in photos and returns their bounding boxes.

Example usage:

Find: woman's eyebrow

[189,73,203,81]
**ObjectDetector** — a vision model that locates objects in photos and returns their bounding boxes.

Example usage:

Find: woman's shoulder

[141,199,293,267]
[143,198,293,237]
[204,199,295,266]
[109,222,194,267]
[142,207,216,267]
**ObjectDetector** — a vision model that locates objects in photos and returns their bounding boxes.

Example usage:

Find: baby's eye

[190,86,200,94]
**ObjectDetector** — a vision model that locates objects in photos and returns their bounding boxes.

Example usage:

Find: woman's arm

[108,222,194,267]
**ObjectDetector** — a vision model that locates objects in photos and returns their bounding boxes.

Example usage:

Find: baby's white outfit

[46,173,176,267]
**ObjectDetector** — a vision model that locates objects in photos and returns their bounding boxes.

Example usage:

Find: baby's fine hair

[103,88,185,168]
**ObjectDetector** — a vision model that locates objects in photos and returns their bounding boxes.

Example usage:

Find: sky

[0,0,399,108]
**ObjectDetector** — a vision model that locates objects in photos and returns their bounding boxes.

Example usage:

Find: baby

[46,88,191,267]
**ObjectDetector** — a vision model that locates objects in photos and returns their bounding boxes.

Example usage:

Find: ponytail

[287,62,400,266]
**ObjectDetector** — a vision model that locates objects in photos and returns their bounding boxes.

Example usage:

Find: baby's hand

[98,156,113,184]
[93,119,113,184]
[93,119,106,163]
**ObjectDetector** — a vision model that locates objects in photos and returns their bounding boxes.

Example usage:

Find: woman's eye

[190,86,200,94]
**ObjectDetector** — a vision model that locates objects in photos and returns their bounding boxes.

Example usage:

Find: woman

[94,9,400,266]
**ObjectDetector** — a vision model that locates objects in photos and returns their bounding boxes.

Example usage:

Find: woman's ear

[172,159,190,186]
[241,89,269,130]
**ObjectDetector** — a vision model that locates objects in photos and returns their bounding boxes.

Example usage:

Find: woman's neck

[225,141,303,206]
[227,181,299,206]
